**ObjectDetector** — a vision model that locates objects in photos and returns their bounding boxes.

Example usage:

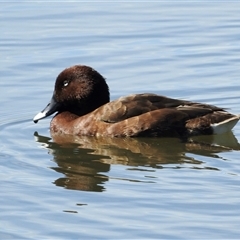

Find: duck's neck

[50,112,79,134]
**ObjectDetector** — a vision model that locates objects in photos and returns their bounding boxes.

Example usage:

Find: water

[1,1,240,239]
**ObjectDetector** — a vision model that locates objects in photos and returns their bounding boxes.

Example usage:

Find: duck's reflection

[34,131,240,192]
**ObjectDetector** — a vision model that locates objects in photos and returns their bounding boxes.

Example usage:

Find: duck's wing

[90,93,239,137]
[97,94,182,123]
[97,93,223,123]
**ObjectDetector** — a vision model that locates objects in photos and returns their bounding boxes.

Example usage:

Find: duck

[33,65,240,138]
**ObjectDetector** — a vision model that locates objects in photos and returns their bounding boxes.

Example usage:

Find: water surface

[1,2,240,239]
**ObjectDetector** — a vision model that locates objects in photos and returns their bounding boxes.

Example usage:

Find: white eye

[63,80,69,87]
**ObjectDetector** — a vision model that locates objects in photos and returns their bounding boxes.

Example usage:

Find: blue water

[1,2,240,239]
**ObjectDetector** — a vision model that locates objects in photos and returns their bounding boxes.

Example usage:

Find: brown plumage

[33,65,240,138]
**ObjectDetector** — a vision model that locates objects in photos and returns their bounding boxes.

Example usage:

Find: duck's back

[75,93,239,137]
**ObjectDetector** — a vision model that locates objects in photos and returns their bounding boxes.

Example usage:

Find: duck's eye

[63,80,69,87]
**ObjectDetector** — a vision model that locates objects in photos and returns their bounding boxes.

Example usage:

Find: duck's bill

[33,96,59,123]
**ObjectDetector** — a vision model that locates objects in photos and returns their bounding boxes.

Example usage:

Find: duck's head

[33,65,109,123]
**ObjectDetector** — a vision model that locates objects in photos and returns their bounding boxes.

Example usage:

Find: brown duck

[33,65,240,138]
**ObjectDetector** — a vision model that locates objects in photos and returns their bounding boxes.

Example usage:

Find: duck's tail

[211,114,240,135]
